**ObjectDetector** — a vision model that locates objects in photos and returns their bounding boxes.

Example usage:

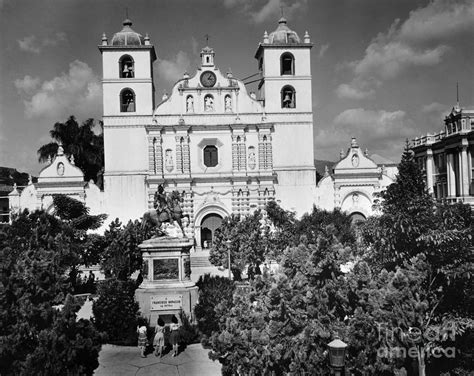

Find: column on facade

[148,135,163,176]
[231,133,246,171]
[446,153,456,197]
[426,149,434,195]
[258,133,273,170]
[175,135,191,174]
[460,142,469,197]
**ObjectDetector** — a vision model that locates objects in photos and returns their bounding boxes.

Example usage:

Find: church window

[203,145,218,167]
[120,88,136,112]
[259,134,273,170]
[281,85,296,108]
[280,53,294,75]
[119,55,134,78]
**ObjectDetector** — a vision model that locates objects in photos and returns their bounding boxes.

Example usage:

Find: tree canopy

[0,200,104,375]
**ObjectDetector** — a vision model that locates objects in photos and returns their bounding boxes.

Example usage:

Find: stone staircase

[191,255,213,268]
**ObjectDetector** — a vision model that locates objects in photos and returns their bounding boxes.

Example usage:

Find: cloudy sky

[0,0,473,174]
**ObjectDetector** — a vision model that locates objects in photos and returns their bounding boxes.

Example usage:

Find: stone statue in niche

[165,149,174,172]
[351,153,359,167]
[225,96,232,112]
[248,148,256,170]
[57,162,65,176]
[352,193,359,204]
[186,96,194,113]
[204,96,214,112]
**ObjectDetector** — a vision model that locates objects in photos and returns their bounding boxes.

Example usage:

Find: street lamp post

[327,338,347,376]
[226,239,232,280]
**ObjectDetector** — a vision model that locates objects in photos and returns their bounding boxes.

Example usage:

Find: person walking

[137,318,148,358]
[169,315,180,357]
[153,317,166,357]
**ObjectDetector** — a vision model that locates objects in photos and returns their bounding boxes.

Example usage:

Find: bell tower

[98,19,157,222]
[99,18,156,116]
[255,17,312,113]
[254,18,316,215]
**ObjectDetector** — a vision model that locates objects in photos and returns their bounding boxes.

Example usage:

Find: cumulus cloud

[156,51,191,90]
[17,32,67,54]
[15,60,101,120]
[14,75,41,95]
[315,108,416,162]
[224,0,308,24]
[336,83,375,100]
[333,108,415,140]
[338,0,474,98]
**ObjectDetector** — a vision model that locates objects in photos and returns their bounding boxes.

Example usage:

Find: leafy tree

[21,295,103,376]
[194,274,236,340]
[209,211,271,281]
[100,219,152,281]
[92,278,140,345]
[0,209,102,375]
[37,116,104,186]
[209,231,352,375]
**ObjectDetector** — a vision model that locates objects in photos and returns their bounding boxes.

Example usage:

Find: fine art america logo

[376,323,456,359]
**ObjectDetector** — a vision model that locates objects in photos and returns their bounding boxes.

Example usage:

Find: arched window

[203,145,218,167]
[280,52,294,75]
[281,86,296,108]
[120,88,136,112]
[119,55,134,78]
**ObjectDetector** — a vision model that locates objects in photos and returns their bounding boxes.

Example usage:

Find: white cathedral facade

[9,18,396,249]
[100,18,316,249]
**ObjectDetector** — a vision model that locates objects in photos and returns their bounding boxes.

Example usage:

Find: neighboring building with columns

[412,104,474,207]
[98,17,316,250]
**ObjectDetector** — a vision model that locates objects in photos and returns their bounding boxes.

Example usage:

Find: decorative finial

[162,92,169,101]
[340,149,345,159]
[57,143,64,156]
[70,155,75,165]
[183,71,190,79]
[205,33,210,46]
[304,31,310,43]
[101,33,108,46]
[364,148,369,157]
[226,68,233,79]
[28,175,32,185]
[13,182,17,190]
[263,31,269,43]
[351,137,358,148]
[324,165,329,176]
[47,155,52,164]
[144,33,150,45]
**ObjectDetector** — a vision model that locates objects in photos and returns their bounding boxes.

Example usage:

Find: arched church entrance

[200,213,223,249]
[350,211,366,225]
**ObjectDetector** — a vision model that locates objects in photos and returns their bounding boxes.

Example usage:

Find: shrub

[179,311,200,345]
[21,295,103,376]
[194,274,235,339]
[92,278,140,345]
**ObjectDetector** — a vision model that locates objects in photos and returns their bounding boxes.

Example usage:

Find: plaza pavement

[94,343,222,376]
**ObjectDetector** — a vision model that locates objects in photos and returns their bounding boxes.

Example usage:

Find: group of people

[137,315,181,358]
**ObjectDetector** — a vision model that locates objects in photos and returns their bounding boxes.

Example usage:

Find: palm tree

[37,116,104,188]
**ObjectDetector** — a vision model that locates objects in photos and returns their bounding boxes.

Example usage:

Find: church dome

[111,19,145,46]
[268,17,300,44]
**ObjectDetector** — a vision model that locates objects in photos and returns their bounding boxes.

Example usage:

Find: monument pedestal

[135,236,198,326]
